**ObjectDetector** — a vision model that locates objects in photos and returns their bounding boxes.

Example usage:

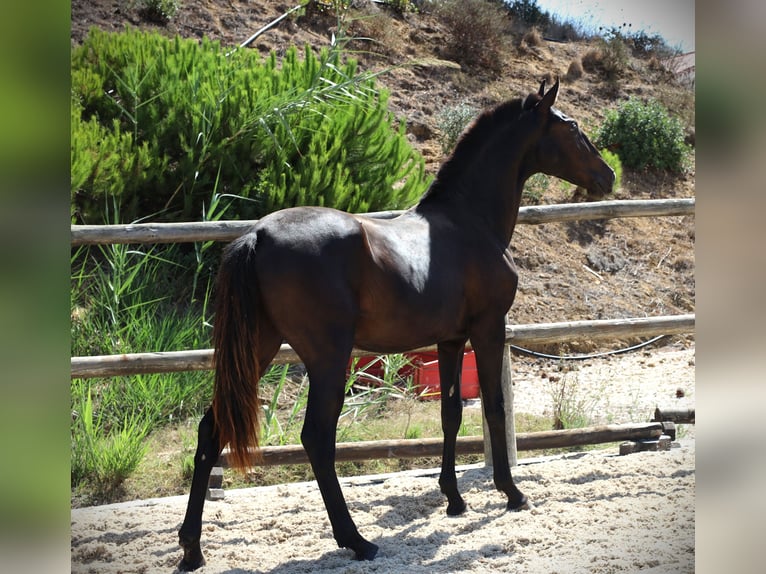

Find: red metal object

[349,351,479,401]
[412,351,479,401]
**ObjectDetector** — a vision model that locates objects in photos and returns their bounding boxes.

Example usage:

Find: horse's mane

[420,92,541,202]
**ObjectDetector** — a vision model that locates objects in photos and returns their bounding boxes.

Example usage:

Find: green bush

[71,239,215,494]
[71,28,429,224]
[135,0,181,23]
[436,102,478,154]
[629,30,676,60]
[71,383,149,494]
[506,0,550,28]
[595,98,690,173]
[384,0,418,14]
[600,149,623,190]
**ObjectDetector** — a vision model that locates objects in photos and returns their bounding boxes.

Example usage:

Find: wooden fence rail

[70,313,694,379]
[70,198,694,246]
[219,422,665,467]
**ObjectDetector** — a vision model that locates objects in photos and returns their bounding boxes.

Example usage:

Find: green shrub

[506,0,550,28]
[600,149,623,190]
[436,102,478,154]
[135,0,181,23]
[71,383,149,494]
[71,28,429,224]
[384,0,418,14]
[522,173,550,205]
[629,30,676,60]
[70,240,215,494]
[595,98,690,173]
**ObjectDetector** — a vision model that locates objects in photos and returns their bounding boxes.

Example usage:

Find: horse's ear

[538,79,546,97]
[537,77,560,112]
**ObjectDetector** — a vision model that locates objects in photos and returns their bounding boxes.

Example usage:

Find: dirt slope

[70,0,695,352]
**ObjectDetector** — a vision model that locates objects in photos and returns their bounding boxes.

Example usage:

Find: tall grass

[547,367,605,430]
[71,380,149,496]
[71,198,219,496]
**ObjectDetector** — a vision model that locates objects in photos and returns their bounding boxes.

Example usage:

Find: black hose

[509,335,668,361]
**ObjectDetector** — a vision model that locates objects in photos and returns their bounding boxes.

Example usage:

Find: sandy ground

[71,346,695,574]
[71,445,694,574]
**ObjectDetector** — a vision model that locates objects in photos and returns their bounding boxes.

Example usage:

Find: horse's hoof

[178,538,205,571]
[446,497,467,516]
[178,556,205,572]
[352,540,379,561]
[507,496,533,512]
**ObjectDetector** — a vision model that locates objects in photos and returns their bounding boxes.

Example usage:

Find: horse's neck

[422,142,530,246]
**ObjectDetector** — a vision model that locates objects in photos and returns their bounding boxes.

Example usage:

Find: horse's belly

[353,296,466,354]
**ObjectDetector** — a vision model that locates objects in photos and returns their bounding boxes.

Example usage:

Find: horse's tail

[211,233,263,471]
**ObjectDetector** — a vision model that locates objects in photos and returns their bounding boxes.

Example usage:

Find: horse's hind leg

[178,319,282,571]
[300,354,378,561]
[178,407,220,571]
[437,339,468,516]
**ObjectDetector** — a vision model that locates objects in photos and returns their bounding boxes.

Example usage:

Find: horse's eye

[569,121,579,131]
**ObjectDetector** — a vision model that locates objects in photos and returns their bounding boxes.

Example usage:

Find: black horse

[178,79,614,570]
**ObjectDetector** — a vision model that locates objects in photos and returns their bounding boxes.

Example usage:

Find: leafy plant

[547,368,603,430]
[506,0,550,28]
[71,382,150,494]
[580,25,631,84]
[597,26,630,80]
[71,29,430,224]
[629,30,677,60]
[596,97,691,173]
[522,173,550,205]
[384,0,418,14]
[436,102,478,154]
[135,0,181,24]
[71,201,216,494]
[600,149,623,190]
[343,354,414,422]
[261,365,303,445]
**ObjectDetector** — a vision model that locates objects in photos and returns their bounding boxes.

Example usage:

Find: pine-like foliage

[71,28,430,223]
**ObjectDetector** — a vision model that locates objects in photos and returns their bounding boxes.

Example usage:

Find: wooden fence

[70,198,695,465]
[71,198,693,245]
[71,314,694,379]
[218,422,667,467]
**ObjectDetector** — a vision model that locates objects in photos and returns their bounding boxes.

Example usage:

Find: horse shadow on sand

[177,467,528,574]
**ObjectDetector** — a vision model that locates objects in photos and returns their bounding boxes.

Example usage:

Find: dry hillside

[70,0,695,354]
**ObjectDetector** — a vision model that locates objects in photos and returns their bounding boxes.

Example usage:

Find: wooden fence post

[482,343,517,467]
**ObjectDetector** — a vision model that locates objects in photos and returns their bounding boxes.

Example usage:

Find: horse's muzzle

[587,168,616,200]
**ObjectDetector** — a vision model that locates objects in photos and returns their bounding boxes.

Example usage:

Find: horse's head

[525,79,615,200]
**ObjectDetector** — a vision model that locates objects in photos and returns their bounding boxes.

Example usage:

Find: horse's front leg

[178,407,222,571]
[437,339,468,515]
[471,318,530,511]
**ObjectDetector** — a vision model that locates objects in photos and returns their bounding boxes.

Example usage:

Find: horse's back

[251,206,364,255]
